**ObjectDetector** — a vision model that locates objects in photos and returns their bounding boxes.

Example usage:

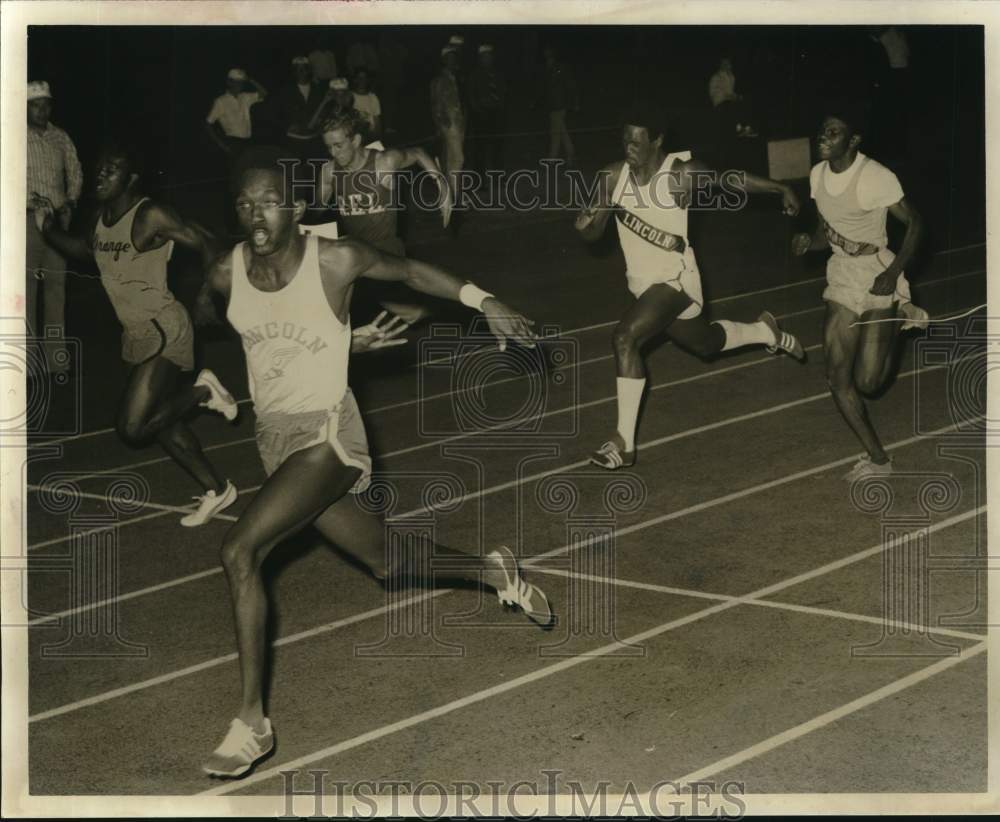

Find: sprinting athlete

[792,105,928,481]
[200,147,551,778]
[40,141,238,526]
[319,109,452,324]
[575,102,805,470]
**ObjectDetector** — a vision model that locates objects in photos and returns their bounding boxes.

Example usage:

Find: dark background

[27,25,985,219]
[25,25,986,330]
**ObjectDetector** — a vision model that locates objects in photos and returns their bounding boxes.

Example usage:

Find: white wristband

[459,283,494,312]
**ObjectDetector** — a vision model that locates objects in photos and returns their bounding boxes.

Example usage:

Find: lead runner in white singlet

[198,147,554,779]
[575,101,807,470]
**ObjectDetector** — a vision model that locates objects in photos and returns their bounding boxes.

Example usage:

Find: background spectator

[308,41,339,83]
[431,45,466,200]
[205,68,267,157]
[351,68,383,141]
[278,55,326,158]
[541,44,579,165]
[469,43,507,178]
[25,79,81,375]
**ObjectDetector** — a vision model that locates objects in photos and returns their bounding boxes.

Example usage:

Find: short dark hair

[100,137,145,183]
[623,99,667,143]
[231,145,294,195]
[823,99,872,138]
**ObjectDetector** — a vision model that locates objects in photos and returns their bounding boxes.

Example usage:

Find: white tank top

[812,155,888,255]
[227,235,351,416]
[92,197,175,327]
[612,152,692,280]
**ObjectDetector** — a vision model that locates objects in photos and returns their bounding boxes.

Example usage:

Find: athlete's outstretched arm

[39,204,97,261]
[575,162,620,242]
[683,157,801,216]
[142,202,223,272]
[194,251,234,325]
[870,198,922,296]
[382,147,452,226]
[327,238,537,349]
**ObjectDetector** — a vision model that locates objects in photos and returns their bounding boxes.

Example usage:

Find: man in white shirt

[350,68,382,141]
[792,105,928,482]
[205,68,267,155]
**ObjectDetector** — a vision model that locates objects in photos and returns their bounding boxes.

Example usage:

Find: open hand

[351,311,410,353]
[482,298,538,352]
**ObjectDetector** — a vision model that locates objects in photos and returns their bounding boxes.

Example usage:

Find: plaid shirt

[27,123,83,210]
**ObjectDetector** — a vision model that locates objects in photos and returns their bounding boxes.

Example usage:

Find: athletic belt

[821,217,879,257]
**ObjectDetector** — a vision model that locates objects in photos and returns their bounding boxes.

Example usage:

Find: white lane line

[524,414,983,567]
[391,355,982,521]
[28,591,449,723]
[26,421,980,720]
[30,260,985,447]
[28,338,827,551]
[530,568,986,643]
[27,283,985,495]
[200,505,985,795]
[668,642,987,788]
[25,483,239,523]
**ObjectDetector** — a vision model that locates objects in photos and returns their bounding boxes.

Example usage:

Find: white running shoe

[899,301,930,331]
[759,310,806,362]
[181,481,237,527]
[202,717,274,778]
[195,369,238,421]
[843,455,894,482]
[488,545,554,628]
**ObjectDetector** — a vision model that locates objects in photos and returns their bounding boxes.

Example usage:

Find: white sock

[714,319,776,352]
[615,377,646,451]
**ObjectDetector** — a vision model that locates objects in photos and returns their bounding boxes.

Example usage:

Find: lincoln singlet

[611,151,704,314]
[227,235,352,416]
[92,197,175,327]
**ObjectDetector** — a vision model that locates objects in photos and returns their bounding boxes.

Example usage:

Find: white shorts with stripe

[823,248,912,317]
[254,388,372,494]
[626,244,704,319]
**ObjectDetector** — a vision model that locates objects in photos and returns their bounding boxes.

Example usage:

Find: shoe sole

[198,371,238,421]
[203,742,275,779]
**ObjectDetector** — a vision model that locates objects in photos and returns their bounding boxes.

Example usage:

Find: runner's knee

[117,416,149,446]
[220,533,261,583]
[854,365,885,396]
[612,321,640,358]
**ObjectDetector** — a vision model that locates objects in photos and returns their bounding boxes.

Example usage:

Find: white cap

[449,35,465,46]
[478,44,494,54]
[27,81,52,101]
[329,77,349,91]
[441,46,458,57]
[227,68,247,81]
[292,55,310,65]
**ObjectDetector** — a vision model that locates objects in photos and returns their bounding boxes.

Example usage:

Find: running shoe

[899,301,930,332]
[181,480,237,527]
[843,455,894,482]
[759,311,806,362]
[195,369,238,421]
[202,717,274,778]
[488,545,554,628]
[589,434,636,470]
